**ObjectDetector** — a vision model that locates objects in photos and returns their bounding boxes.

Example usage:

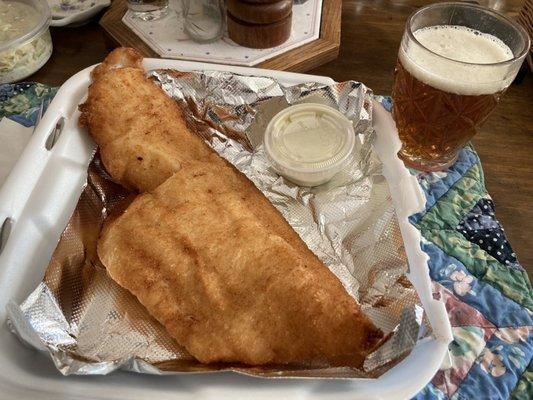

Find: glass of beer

[392,2,530,171]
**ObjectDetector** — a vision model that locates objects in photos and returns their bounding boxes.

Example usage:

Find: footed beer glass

[392,2,530,171]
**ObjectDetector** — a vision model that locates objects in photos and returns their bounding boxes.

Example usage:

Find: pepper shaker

[227,0,292,49]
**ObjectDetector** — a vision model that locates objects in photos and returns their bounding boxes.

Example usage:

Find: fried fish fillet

[99,160,383,366]
[80,48,321,257]
[79,48,215,192]
[87,48,384,367]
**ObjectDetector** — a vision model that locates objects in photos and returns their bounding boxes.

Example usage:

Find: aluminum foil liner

[6,69,432,378]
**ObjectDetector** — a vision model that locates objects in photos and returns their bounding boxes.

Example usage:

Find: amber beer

[392,57,503,170]
[391,3,530,171]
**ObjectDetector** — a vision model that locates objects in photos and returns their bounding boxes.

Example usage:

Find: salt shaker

[182,0,223,43]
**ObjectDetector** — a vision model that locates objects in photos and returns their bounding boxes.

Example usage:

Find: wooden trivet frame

[100,0,341,72]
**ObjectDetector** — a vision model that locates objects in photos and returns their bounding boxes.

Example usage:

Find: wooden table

[29,0,532,275]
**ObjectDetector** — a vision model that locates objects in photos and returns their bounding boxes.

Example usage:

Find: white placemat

[0,118,32,187]
[123,0,323,66]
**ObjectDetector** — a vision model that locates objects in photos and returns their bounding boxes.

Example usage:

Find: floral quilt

[1,84,531,399]
[377,97,533,400]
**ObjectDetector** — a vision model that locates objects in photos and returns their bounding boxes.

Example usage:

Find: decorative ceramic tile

[122,0,323,66]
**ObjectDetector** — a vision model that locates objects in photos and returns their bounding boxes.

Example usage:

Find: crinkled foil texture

[6,70,431,378]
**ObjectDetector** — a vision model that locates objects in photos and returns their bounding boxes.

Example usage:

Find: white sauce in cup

[263,104,355,187]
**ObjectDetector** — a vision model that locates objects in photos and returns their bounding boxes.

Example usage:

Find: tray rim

[0,58,452,400]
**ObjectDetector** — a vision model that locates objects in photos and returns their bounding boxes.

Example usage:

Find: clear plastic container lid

[0,0,52,83]
[0,0,50,52]
[264,103,355,186]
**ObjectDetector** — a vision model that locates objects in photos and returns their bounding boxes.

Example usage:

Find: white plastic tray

[0,59,452,400]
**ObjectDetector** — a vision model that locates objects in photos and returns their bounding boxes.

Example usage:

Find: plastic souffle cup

[263,103,356,187]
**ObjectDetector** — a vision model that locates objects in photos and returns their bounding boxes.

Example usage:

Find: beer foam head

[399,25,515,95]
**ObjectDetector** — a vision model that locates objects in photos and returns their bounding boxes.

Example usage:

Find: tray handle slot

[45,117,65,151]
[0,217,13,256]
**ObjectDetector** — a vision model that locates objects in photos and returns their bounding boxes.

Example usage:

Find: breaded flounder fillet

[80,48,319,257]
[86,48,384,367]
[99,160,383,367]
[79,48,214,192]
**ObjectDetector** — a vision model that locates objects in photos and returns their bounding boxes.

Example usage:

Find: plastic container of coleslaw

[0,0,53,83]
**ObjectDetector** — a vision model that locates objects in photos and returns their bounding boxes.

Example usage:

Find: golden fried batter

[86,48,383,367]
[80,48,318,256]
[99,160,383,366]
[79,48,214,192]
[90,47,143,82]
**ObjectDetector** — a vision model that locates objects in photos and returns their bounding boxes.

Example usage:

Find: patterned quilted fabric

[1,85,531,399]
[376,98,532,400]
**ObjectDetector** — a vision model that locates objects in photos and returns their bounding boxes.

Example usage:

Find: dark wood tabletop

[29,0,532,275]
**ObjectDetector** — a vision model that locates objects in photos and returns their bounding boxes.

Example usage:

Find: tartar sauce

[263,104,355,187]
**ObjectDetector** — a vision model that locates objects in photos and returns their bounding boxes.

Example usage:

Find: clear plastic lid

[263,104,356,186]
[0,0,50,52]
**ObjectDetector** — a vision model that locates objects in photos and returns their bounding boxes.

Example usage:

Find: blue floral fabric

[0,82,56,126]
[375,96,532,399]
[457,198,521,271]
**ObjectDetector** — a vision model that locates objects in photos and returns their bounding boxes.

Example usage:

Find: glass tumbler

[391,2,530,171]
[182,0,223,43]
[127,0,169,21]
